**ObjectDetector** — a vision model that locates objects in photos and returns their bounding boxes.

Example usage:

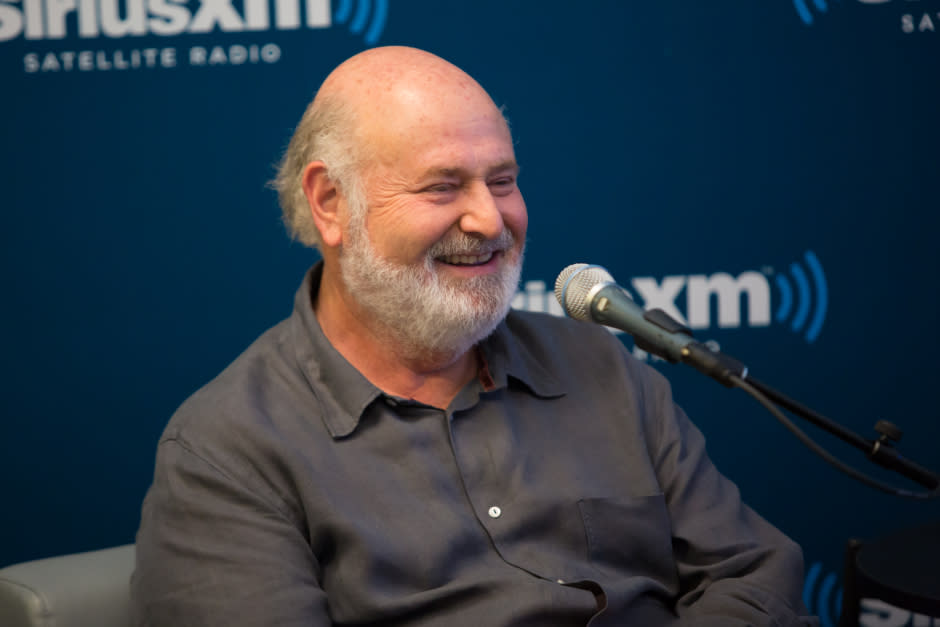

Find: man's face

[337,90,527,357]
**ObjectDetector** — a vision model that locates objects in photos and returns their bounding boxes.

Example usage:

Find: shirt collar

[290,263,566,439]
[478,310,567,400]
[291,263,383,439]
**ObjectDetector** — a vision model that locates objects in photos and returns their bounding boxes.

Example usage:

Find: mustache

[427,230,515,259]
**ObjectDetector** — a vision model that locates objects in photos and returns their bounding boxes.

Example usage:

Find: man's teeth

[439,252,494,265]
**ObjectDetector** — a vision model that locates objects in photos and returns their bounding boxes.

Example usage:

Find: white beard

[339,213,523,360]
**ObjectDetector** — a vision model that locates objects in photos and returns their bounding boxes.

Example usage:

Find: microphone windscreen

[554,264,615,321]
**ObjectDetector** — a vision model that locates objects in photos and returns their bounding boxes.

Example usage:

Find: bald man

[132,47,817,626]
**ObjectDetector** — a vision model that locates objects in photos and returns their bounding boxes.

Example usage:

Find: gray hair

[272,95,366,249]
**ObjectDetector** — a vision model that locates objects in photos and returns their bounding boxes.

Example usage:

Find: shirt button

[488,506,502,518]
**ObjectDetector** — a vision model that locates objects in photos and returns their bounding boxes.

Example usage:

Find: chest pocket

[578,494,678,589]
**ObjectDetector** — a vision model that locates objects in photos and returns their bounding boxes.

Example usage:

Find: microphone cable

[729,374,939,500]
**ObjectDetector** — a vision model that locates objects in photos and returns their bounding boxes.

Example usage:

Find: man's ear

[302,161,344,248]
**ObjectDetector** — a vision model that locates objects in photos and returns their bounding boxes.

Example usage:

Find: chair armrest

[0,544,136,627]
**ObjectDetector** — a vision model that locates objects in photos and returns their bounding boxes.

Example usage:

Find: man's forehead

[356,90,513,158]
[419,161,520,179]
[361,83,500,127]
[367,116,517,175]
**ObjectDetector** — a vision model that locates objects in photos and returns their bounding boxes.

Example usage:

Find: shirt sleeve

[131,438,332,627]
[641,367,819,627]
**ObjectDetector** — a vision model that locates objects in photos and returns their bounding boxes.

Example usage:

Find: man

[132,46,817,626]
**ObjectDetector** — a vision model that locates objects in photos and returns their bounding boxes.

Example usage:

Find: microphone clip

[636,307,747,387]
[633,308,693,364]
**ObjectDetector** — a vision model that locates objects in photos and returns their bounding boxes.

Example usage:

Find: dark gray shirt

[132,265,816,626]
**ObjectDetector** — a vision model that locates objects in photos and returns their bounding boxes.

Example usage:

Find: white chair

[0,544,135,627]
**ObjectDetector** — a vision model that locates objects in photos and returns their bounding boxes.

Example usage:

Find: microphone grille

[554,263,615,321]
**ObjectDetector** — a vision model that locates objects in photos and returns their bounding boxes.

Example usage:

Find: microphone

[555,263,746,386]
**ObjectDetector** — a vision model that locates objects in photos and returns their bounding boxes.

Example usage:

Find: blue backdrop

[3,2,939,624]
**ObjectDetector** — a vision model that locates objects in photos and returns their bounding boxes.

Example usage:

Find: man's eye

[488,178,516,194]
[425,183,457,193]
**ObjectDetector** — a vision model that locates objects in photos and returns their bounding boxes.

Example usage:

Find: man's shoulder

[146,314,321,522]
[163,316,307,447]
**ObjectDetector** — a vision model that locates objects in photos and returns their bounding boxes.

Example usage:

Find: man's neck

[314,268,479,409]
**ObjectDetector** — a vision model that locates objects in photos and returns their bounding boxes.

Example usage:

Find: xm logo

[803,561,940,626]
[512,250,828,356]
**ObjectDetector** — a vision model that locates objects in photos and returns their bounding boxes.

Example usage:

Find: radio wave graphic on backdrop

[793,0,839,25]
[775,250,828,343]
[803,562,842,627]
[334,0,389,45]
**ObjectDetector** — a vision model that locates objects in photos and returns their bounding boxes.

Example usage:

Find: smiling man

[301,48,527,408]
[132,46,817,626]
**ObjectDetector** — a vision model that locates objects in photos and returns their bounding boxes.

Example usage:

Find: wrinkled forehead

[370,80,505,129]
[357,88,512,172]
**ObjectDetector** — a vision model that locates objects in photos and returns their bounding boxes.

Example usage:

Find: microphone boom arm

[557,262,940,498]
[628,296,939,495]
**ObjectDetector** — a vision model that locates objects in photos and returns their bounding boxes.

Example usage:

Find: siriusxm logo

[7,0,388,73]
[774,250,828,343]
[803,561,843,627]
[803,561,940,626]
[0,0,387,43]
[794,0,939,34]
[512,250,828,349]
[334,0,387,45]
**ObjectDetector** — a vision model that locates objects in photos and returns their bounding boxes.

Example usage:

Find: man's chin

[340,239,519,357]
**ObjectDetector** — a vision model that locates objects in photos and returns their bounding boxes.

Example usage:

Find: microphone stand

[743,377,938,493]
[648,311,940,499]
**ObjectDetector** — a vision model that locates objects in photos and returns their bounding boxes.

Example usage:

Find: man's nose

[458,183,505,240]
